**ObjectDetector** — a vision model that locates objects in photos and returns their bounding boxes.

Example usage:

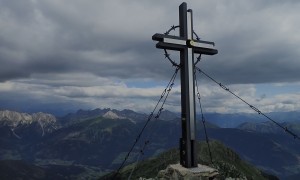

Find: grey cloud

[1,0,300,114]
[0,91,91,116]
[0,0,173,82]
[1,0,300,83]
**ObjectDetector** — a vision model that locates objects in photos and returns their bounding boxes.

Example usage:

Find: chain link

[114,67,180,179]
[127,67,179,179]
[194,68,213,164]
[196,67,300,140]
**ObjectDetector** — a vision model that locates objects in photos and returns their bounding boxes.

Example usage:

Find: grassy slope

[101,141,277,180]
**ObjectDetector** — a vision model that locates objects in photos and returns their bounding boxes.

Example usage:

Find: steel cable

[194,68,213,164]
[113,67,180,179]
[196,67,300,141]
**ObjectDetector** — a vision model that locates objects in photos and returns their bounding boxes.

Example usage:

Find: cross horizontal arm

[193,47,218,55]
[152,33,186,42]
[155,42,184,51]
[153,33,187,51]
[153,33,218,55]
[187,39,215,48]
[187,40,218,55]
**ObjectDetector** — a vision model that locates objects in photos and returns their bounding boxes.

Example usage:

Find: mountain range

[0,110,59,138]
[0,109,300,179]
[202,111,300,128]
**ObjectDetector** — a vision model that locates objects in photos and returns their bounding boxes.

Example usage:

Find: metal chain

[128,66,179,179]
[196,67,300,141]
[163,25,180,67]
[194,67,213,164]
[113,66,180,179]
[163,49,179,67]
[164,25,180,35]
[162,26,201,67]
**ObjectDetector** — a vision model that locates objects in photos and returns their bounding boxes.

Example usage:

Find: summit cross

[152,2,218,168]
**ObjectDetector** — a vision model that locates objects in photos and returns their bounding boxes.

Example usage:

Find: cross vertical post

[179,2,197,168]
[152,2,218,168]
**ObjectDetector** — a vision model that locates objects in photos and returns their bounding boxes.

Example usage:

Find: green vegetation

[102,140,275,180]
[206,141,265,179]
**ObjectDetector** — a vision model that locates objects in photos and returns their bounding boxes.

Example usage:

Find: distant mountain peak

[0,110,59,138]
[151,110,179,121]
[102,110,126,120]
[0,110,57,124]
[0,110,32,125]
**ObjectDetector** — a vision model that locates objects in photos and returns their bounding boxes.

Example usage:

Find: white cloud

[2,72,300,114]
[1,0,300,114]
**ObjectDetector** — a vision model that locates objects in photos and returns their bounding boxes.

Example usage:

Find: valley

[0,109,300,179]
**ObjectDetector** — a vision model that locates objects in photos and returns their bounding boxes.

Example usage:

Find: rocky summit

[0,110,59,138]
[102,110,126,120]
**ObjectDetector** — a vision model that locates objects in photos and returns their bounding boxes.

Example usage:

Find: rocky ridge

[0,110,59,138]
[102,110,126,120]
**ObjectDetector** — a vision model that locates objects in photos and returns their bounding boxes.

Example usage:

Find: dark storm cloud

[198,0,300,84]
[1,0,300,84]
[0,0,174,82]
[1,0,300,114]
[203,33,300,84]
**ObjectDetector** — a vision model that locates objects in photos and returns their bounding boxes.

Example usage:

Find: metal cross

[152,2,218,168]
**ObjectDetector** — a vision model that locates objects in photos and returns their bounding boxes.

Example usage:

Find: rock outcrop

[156,163,220,180]
[0,110,59,138]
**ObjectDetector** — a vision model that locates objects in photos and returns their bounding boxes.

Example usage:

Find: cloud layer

[1,0,300,115]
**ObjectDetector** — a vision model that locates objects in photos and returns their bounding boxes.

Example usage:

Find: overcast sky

[1,0,300,115]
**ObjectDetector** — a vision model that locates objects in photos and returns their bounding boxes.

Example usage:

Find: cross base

[157,163,219,179]
[180,138,197,168]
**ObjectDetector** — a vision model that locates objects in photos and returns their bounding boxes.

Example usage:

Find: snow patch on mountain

[0,110,59,137]
[102,110,126,120]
